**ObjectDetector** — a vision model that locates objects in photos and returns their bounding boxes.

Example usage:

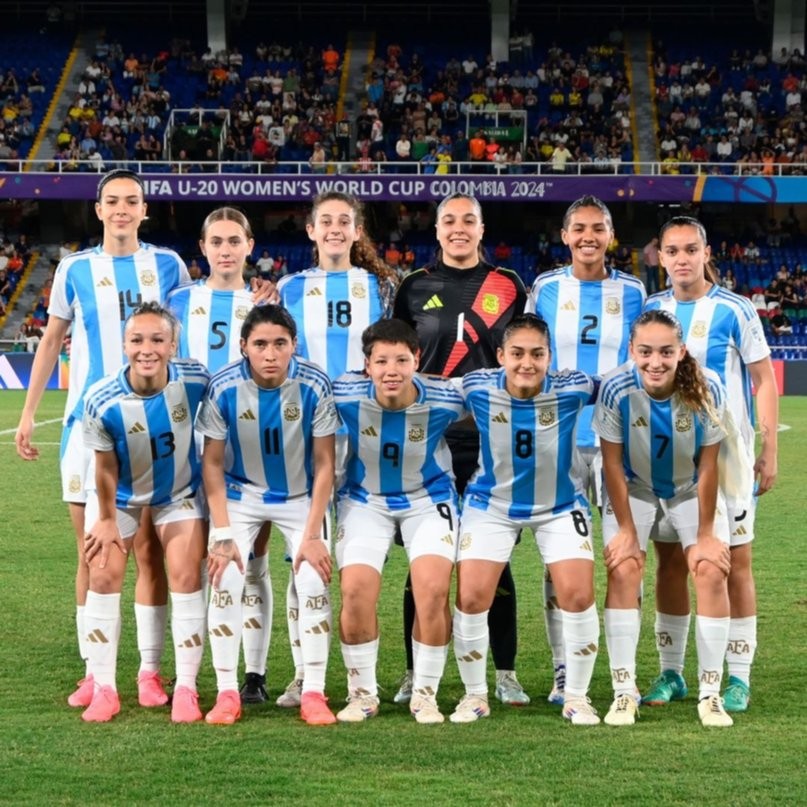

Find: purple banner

[1,171,806,203]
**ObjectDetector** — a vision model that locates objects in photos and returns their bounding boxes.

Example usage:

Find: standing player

[530,195,646,704]
[333,319,465,724]
[273,191,397,709]
[81,303,209,722]
[15,169,189,709]
[198,305,339,726]
[451,314,600,725]
[167,206,272,706]
[643,217,778,712]
[595,309,734,728]
[393,192,529,707]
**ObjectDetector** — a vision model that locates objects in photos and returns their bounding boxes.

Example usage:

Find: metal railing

[3,158,804,177]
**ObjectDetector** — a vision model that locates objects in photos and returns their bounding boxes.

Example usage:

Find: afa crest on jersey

[539,407,556,426]
[675,413,692,432]
[351,283,367,299]
[171,404,188,423]
[235,305,249,320]
[139,269,157,287]
[482,293,500,315]
[284,404,301,422]
[691,321,708,338]
[408,424,426,442]
[605,297,621,315]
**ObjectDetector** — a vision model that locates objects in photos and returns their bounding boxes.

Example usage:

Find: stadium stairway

[338,31,375,145]
[31,30,103,162]
[624,30,658,164]
[1,248,59,339]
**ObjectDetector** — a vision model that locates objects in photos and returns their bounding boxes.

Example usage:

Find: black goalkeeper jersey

[393,260,528,377]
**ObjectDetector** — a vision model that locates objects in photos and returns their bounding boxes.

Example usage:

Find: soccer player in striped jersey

[530,195,646,706]
[642,217,778,713]
[81,303,209,723]
[273,191,397,709]
[332,319,465,725]
[15,169,190,710]
[595,309,734,728]
[393,193,530,708]
[198,305,339,726]
[167,206,272,706]
[451,314,601,726]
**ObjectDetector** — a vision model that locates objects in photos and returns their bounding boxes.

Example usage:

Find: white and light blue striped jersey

[594,361,726,499]
[277,267,392,378]
[462,367,596,520]
[530,266,646,448]
[166,281,254,372]
[196,356,339,504]
[333,372,465,510]
[644,285,769,444]
[49,243,189,424]
[82,359,209,507]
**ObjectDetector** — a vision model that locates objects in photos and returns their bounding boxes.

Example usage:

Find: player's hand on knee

[604,529,643,572]
[208,537,243,589]
[687,535,730,578]
[85,518,127,568]
[294,536,332,585]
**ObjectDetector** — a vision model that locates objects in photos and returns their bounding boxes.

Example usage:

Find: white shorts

[60,417,91,504]
[335,497,458,573]
[572,446,603,507]
[84,490,206,539]
[458,501,594,565]
[604,486,730,552]
[725,494,756,547]
[226,494,331,562]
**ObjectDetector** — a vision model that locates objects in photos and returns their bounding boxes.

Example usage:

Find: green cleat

[722,676,750,712]
[642,670,688,706]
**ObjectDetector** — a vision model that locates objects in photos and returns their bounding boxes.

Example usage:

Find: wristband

[208,525,233,550]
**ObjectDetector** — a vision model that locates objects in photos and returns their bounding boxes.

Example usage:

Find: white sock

[171,590,205,690]
[412,639,449,698]
[453,609,489,697]
[543,574,565,671]
[242,555,272,676]
[341,639,379,697]
[655,612,690,675]
[726,616,757,685]
[76,605,89,675]
[604,608,640,696]
[85,591,121,690]
[562,605,599,699]
[696,615,730,698]
[296,565,332,695]
[134,603,167,674]
[286,572,304,680]
[208,561,245,693]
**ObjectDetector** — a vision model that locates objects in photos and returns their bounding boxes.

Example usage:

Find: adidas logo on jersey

[422,294,443,310]
[191,306,207,316]
[239,409,257,421]
[305,287,323,296]
[361,425,378,437]
[492,411,508,423]
[127,422,146,434]
[632,416,649,428]
[561,300,576,311]
[96,276,113,287]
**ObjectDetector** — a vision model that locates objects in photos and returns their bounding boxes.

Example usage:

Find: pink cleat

[137,671,169,707]
[205,690,242,725]
[171,686,203,723]
[300,692,337,726]
[68,675,95,708]
[81,685,121,723]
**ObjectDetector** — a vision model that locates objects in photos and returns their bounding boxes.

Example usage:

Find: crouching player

[81,303,209,723]
[452,314,601,725]
[198,305,339,726]
[595,310,733,728]
[332,319,466,724]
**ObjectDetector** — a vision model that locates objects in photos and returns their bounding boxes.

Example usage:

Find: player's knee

[607,556,642,592]
[89,568,122,594]
[694,559,728,590]
[294,564,328,601]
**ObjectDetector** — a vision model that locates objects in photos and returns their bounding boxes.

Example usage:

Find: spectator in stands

[493,240,512,263]
[642,235,660,294]
[255,249,274,278]
[309,141,328,173]
[769,306,793,336]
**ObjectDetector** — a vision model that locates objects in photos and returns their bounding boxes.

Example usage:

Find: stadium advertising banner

[1,173,806,203]
[0,353,67,390]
